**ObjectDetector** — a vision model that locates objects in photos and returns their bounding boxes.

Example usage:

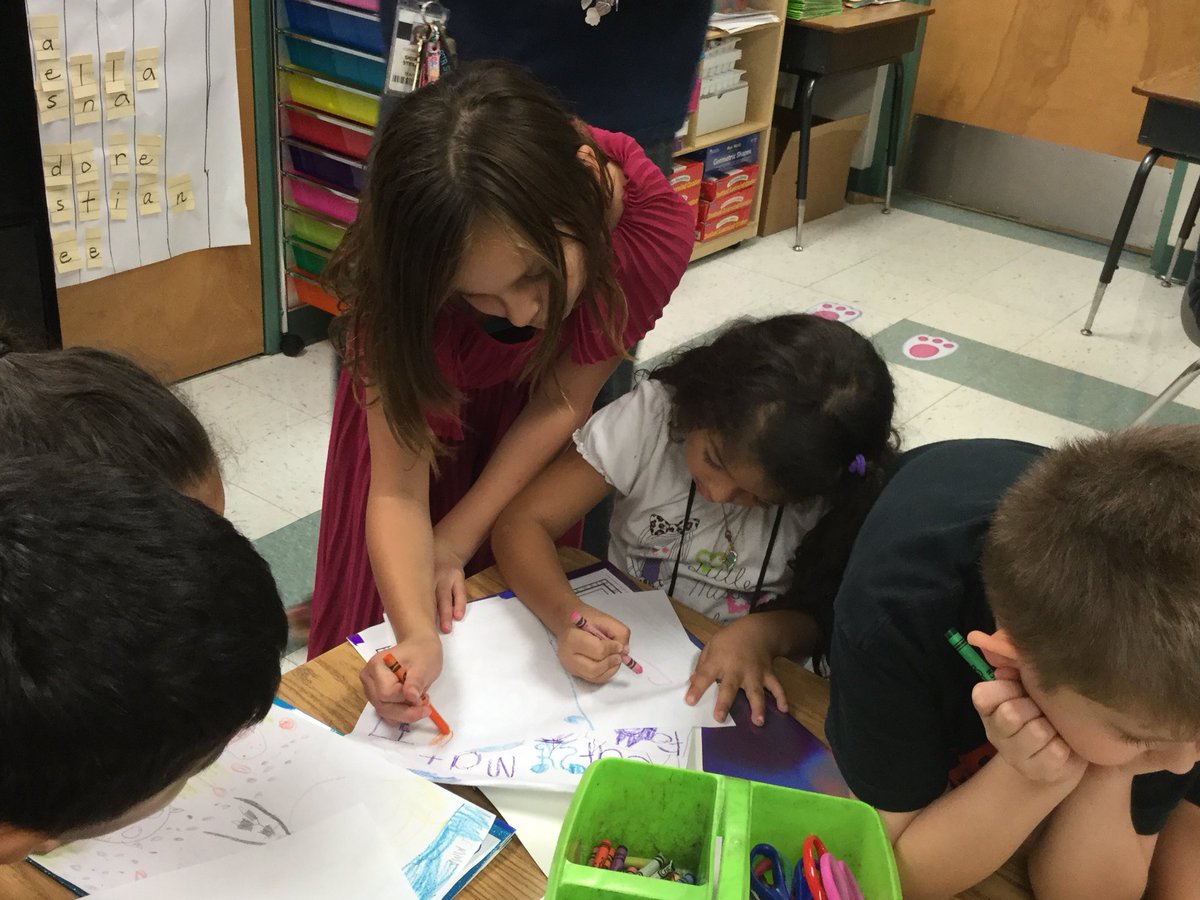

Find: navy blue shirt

[826,439,1200,833]
[377,0,710,148]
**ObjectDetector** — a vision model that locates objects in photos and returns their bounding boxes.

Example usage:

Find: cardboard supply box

[696,206,752,242]
[759,114,869,237]
[698,186,754,223]
[700,164,758,202]
[678,182,702,207]
[668,159,703,194]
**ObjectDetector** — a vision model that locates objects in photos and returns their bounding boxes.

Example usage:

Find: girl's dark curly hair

[651,314,899,659]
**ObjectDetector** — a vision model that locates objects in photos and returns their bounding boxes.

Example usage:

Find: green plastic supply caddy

[547,758,900,899]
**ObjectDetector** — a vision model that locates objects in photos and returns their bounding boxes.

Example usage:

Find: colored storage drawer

[283,0,383,54]
[288,237,332,277]
[284,206,347,252]
[283,139,365,194]
[547,759,900,900]
[283,32,386,93]
[283,104,373,159]
[288,270,341,316]
[281,68,379,127]
[284,173,359,224]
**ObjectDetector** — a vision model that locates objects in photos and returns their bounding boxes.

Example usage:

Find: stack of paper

[31,705,506,900]
[787,0,842,20]
[348,572,731,791]
[709,9,782,33]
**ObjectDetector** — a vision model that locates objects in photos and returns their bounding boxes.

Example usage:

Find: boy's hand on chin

[972,668,1087,787]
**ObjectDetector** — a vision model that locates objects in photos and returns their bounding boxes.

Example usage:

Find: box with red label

[698,186,753,223]
[679,182,701,207]
[700,164,758,202]
[695,205,751,242]
[669,159,703,194]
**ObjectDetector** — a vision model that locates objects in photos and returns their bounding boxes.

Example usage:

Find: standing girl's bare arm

[430,352,621,619]
[359,395,443,724]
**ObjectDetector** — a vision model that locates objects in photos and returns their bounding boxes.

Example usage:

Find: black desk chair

[1132,252,1200,425]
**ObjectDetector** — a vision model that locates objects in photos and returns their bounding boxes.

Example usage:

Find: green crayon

[945,628,995,681]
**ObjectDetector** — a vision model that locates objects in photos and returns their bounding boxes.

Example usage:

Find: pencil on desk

[381,651,452,734]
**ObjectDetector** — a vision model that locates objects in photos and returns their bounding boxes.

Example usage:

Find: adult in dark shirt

[377,0,711,171]
[827,436,1200,898]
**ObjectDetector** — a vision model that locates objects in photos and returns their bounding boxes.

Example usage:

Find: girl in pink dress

[308,62,694,728]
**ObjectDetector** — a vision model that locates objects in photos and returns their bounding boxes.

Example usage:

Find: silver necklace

[717,502,752,570]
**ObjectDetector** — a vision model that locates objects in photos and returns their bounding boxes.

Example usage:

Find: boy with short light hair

[826,429,1200,900]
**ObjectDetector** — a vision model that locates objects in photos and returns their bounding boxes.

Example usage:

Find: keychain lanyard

[667,482,786,602]
[383,1,454,96]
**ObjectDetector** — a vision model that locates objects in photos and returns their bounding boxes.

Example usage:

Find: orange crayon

[381,652,451,736]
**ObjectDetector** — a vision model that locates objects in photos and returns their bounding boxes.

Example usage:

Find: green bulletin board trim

[250,2,282,354]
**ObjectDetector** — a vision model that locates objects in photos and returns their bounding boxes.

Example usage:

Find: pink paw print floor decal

[902,334,958,361]
[806,301,862,323]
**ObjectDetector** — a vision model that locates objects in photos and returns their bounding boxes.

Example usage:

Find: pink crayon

[571,611,643,675]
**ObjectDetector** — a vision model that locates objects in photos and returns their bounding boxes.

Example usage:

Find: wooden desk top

[791,1,934,33]
[1134,61,1200,110]
[0,546,1030,899]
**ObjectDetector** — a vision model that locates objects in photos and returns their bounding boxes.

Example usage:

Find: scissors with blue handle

[750,843,819,900]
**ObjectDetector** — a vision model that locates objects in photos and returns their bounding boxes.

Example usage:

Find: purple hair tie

[848,454,867,476]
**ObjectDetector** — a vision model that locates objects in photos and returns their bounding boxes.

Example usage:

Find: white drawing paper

[84,806,417,900]
[348,584,728,790]
[32,705,494,900]
[24,1,251,285]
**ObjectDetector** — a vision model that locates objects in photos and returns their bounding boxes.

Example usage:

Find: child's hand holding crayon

[361,633,444,726]
[556,605,634,684]
[967,632,1087,787]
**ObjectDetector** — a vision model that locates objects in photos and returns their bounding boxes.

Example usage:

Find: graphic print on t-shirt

[632,511,698,587]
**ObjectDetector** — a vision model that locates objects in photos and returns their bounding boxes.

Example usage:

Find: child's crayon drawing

[32,705,494,898]
[347,568,725,790]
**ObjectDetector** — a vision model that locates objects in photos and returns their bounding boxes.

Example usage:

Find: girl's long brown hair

[324,61,626,457]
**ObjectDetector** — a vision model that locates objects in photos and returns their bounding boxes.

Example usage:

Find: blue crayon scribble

[531,734,585,775]
[404,805,493,900]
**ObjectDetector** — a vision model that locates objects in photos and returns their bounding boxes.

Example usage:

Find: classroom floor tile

[180,193,1198,665]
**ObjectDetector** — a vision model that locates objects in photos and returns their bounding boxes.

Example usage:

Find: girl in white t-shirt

[492,314,897,725]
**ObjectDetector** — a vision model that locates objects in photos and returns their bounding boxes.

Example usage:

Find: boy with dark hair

[0,455,287,864]
[827,429,1200,899]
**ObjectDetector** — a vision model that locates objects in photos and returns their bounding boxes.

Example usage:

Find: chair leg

[1082,148,1162,336]
[1131,359,1200,426]
[1160,177,1200,287]
[793,75,818,252]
